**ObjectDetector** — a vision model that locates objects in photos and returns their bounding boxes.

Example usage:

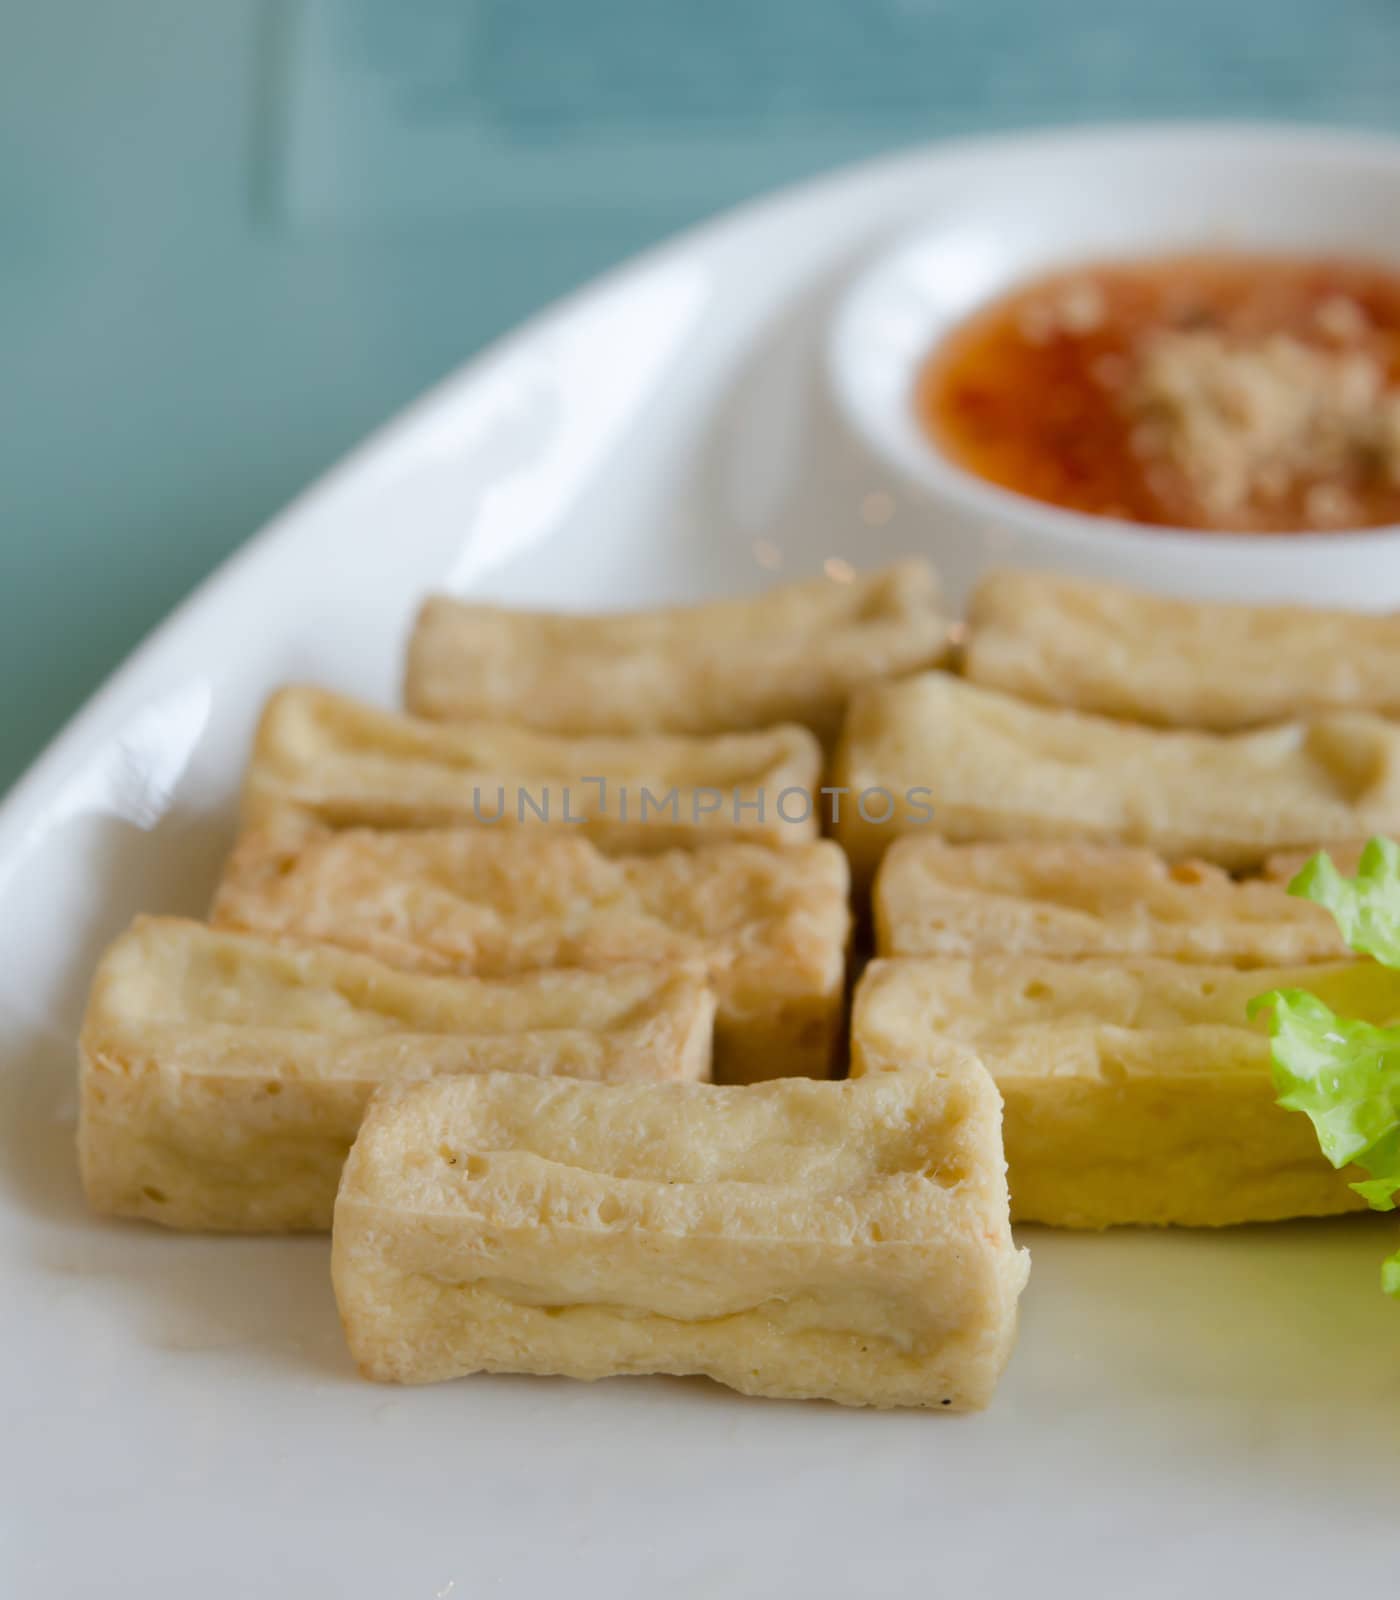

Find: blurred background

[5,0,1399,791]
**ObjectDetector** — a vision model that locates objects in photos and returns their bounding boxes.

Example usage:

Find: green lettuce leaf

[1252,839,1400,1295]
[1286,836,1400,965]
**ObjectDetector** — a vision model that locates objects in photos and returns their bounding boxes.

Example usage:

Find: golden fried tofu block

[332,1069,1029,1408]
[212,824,850,1084]
[832,671,1400,885]
[965,569,1400,729]
[79,918,713,1233]
[405,560,950,746]
[851,955,1384,1227]
[875,838,1349,965]
[243,687,822,852]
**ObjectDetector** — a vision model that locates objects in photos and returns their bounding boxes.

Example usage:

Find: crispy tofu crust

[405,560,950,745]
[851,956,1382,1228]
[964,569,1400,730]
[211,824,850,1084]
[832,671,1400,884]
[243,687,823,851]
[875,838,1350,965]
[331,1069,1029,1408]
[78,918,713,1232]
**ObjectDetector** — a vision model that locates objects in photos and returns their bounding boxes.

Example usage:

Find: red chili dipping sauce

[919,254,1400,533]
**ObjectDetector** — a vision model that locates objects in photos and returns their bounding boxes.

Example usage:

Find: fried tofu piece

[851,955,1383,1227]
[832,671,1400,885]
[78,918,713,1233]
[875,838,1349,965]
[405,560,950,746]
[964,569,1400,730]
[211,824,850,1084]
[243,687,822,852]
[331,1069,1029,1409]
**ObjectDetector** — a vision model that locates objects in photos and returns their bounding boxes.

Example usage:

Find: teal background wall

[4,0,1399,790]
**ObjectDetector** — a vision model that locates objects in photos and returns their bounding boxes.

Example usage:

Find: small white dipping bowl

[827,123,1400,607]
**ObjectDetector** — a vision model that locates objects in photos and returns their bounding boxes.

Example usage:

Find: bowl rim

[825,123,1400,558]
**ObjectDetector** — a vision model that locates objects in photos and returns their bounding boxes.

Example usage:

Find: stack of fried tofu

[76,562,1400,1409]
[841,571,1400,1234]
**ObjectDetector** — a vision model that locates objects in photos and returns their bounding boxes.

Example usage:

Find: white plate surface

[3,125,1398,1598]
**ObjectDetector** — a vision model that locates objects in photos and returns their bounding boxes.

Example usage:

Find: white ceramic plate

[4,125,1398,1598]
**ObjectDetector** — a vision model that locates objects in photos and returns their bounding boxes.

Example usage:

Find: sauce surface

[919,253,1400,534]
